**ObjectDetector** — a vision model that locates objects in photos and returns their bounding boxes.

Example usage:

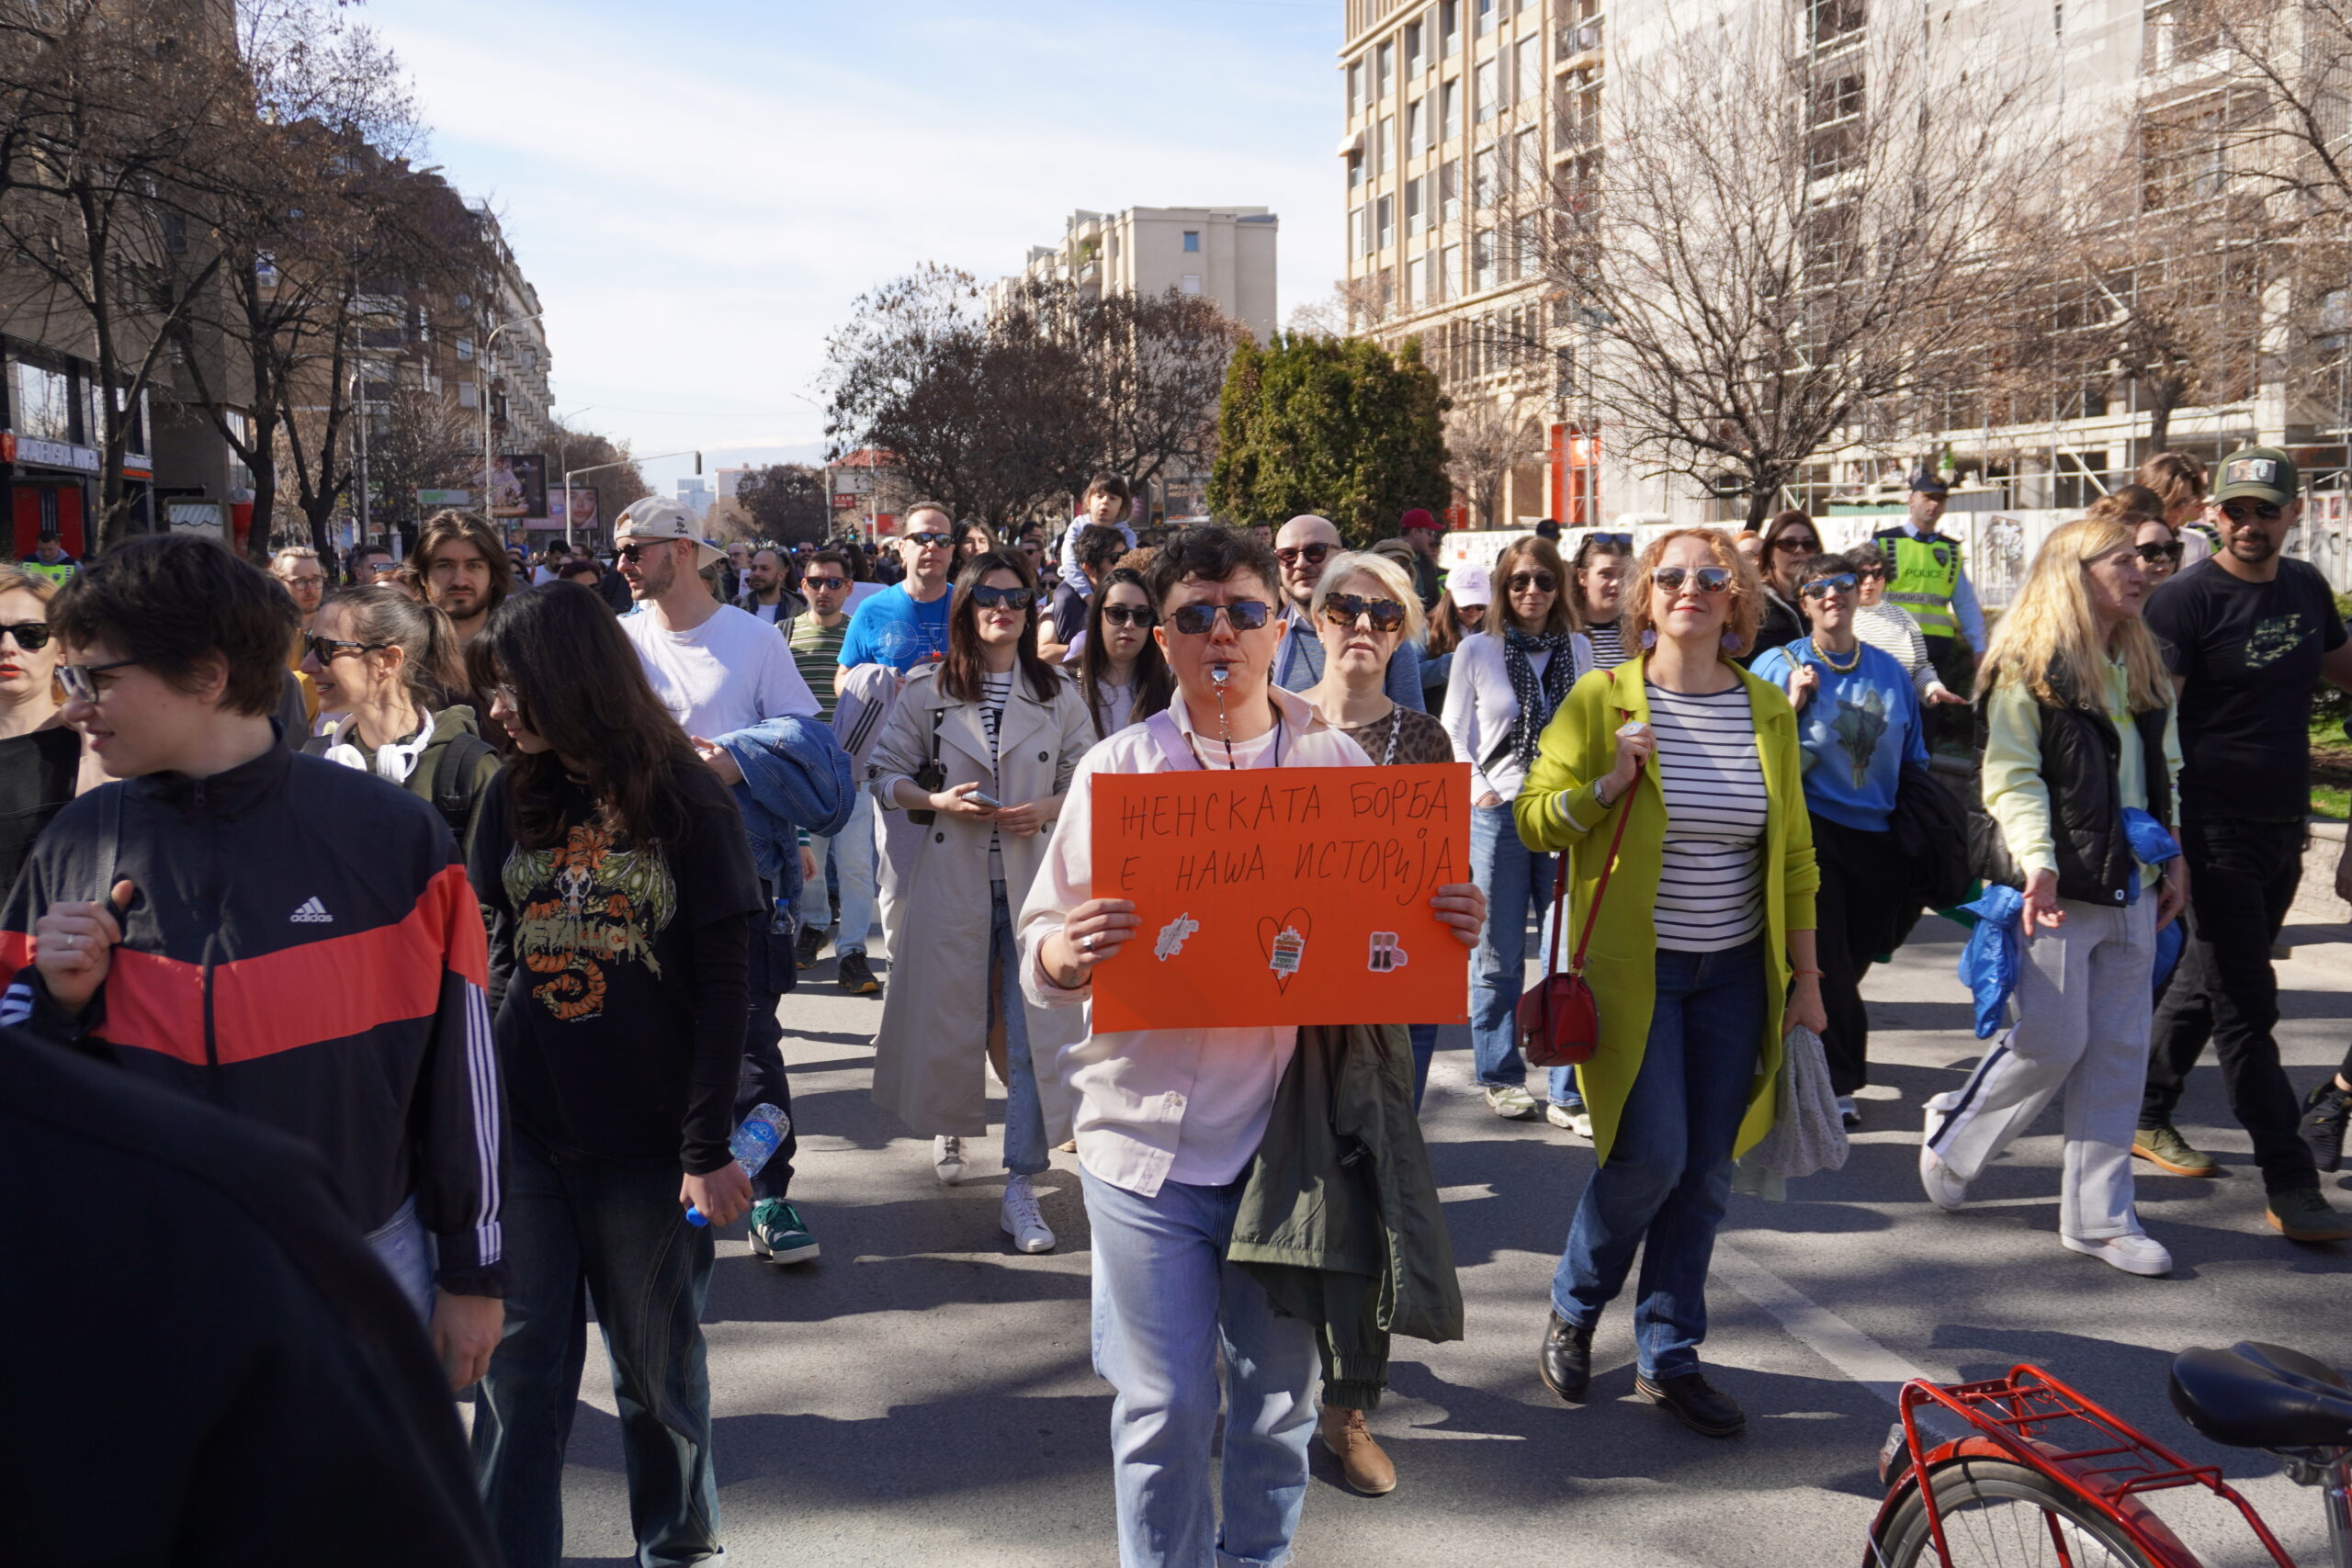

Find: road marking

[1712,1239,1934,1404]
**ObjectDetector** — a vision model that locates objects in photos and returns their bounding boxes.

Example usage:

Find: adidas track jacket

[0,745,507,1295]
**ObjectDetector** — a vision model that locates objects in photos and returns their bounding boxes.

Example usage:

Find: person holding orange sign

[1017,526,1487,1567]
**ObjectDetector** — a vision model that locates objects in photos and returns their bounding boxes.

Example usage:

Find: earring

[1639,627,1658,649]
[1722,631,1744,651]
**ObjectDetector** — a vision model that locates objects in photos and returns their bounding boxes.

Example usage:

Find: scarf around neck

[1503,628,1575,768]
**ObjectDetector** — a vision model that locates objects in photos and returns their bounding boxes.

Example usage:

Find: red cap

[1400,508,1442,534]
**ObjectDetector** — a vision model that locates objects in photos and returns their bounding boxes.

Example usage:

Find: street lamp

[562,448,700,550]
[481,312,543,536]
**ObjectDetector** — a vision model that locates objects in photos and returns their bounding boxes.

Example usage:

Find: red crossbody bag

[1517,778,1636,1069]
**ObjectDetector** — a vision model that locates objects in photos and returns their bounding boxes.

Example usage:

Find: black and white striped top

[980,671,1012,881]
[1586,619,1627,670]
[1646,682,1767,953]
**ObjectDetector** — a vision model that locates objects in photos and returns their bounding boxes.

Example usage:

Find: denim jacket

[714,716,856,908]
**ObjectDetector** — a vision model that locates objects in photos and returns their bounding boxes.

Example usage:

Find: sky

[370,0,1345,501]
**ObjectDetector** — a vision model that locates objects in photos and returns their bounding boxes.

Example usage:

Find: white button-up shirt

[1017,683,1371,1198]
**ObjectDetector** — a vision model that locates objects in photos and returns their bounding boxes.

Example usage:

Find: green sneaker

[747,1199,820,1264]
[2132,1123,2220,1178]
[2266,1188,2352,1244]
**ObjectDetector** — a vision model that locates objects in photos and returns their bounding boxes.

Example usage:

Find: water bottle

[684,1103,791,1227]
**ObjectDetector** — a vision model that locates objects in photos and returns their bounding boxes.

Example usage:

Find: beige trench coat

[867,663,1098,1139]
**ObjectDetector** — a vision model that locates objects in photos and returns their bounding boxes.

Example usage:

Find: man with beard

[2137,448,2352,1242]
[410,512,514,650]
[737,547,807,629]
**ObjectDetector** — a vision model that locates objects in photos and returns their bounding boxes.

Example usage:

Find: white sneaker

[933,1135,964,1186]
[1838,1095,1861,1129]
[1918,1138,1968,1212]
[2063,1229,2172,1277]
[1485,1085,1539,1120]
[1001,1173,1055,1253]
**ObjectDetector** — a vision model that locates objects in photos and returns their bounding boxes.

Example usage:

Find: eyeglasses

[1506,570,1558,593]
[491,683,521,713]
[1274,543,1331,568]
[1771,536,1820,554]
[967,584,1036,612]
[1168,598,1274,636]
[1652,566,1733,594]
[1798,573,1858,600]
[58,658,139,705]
[1319,592,1407,633]
[305,635,390,664]
[905,532,955,548]
[0,621,52,650]
[2136,541,2185,565]
[1100,604,1157,629]
[2220,501,2285,525]
[803,575,850,592]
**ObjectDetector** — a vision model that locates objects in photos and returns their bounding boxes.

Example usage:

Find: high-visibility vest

[21,558,74,589]
[1873,527,1961,640]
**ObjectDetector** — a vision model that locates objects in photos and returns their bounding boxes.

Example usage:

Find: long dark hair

[318,586,467,712]
[1079,566,1173,738]
[468,582,707,850]
[940,549,1058,705]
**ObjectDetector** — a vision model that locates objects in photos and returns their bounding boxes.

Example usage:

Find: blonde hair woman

[1919,517,2185,1277]
[1515,526,1822,1437]
[0,564,82,897]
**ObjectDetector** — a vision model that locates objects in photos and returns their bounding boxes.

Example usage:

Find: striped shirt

[788,615,848,722]
[1646,682,1768,952]
[980,671,1013,881]
[1586,619,1627,670]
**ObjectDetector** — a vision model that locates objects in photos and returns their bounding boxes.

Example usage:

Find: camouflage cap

[2211,446,2300,507]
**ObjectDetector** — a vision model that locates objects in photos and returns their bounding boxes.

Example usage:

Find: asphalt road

[545,912,2352,1568]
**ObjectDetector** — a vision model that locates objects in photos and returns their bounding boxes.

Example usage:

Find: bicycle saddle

[2169,1341,2352,1451]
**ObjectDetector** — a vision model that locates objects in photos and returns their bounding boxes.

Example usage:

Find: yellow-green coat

[1512,656,1821,1165]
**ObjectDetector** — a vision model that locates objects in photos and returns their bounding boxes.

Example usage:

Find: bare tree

[1513,4,2056,527]
[1077,287,1243,499]
[730,463,830,545]
[362,385,478,536]
[1444,397,1537,529]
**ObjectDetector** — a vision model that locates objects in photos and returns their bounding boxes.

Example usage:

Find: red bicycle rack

[1888,1363,2298,1568]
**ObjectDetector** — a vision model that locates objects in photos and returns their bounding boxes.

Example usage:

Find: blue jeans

[1469,803,1577,1103]
[1551,937,1765,1379]
[474,1136,721,1568]
[797,789,878,953]
[738,876,799,1202]
[991,879,1048,1176]
[1081,1167,1320,1568]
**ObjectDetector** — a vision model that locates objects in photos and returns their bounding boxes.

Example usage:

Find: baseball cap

[1907,470,1951,498]
[1449,562,1493,607]
[2211,446,2300,507]
[613,498,724,569]
[1400,507,1443,534]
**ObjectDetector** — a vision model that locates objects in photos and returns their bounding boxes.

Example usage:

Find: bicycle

[1865,1342,2352,1566]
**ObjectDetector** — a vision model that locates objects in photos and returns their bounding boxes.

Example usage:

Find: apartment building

[995,206,1280,345]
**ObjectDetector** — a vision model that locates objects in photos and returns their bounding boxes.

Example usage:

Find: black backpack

[425,730,497,845]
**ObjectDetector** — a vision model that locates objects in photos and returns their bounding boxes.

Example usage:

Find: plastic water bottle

[684,1103,791,1227]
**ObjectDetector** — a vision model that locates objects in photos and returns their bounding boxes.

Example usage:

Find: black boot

[1538,1310,1595,1403]
[1635,1369,1746,1438]
[2301,1080,2352,1174]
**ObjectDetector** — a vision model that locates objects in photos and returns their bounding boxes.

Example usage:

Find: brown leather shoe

[1318,1403,1397,1495]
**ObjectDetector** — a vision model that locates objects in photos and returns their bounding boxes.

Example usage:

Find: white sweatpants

[1927,896,2156,1240]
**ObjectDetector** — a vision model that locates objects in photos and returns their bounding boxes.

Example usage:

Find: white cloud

[370,0,1343,492]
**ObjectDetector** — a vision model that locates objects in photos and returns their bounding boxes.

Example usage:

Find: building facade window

[1376,193,1395,251]
[1442,243,1463,300]
[1406,175,1426,236]
[458,381,480,410]
[1441,158,1462,220]
[1441,0,1460,56]
[1516,36,1539,102]
[1350,150,1366,188]
[1476,58,1499,122]
[1181,274,1204,295]
[1349,60,1363,115]
[1376,114,1393,175]
[1408,96,1425,154]
[1441,77,1459,140]
[1353,204,1370,256]
[1183,230,1201,252]
[1474,229,1498,291]
[9,359,74,445]
[1476,0,1497,38]
[1376,39,1393,97]
[1405,18,1423,73]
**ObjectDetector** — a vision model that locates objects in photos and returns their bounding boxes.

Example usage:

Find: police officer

[22,530,77,590]
[1872,470,1984,746]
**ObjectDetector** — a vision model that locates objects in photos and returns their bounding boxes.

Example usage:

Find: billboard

[490,454,547,520]
[548,487,600,533]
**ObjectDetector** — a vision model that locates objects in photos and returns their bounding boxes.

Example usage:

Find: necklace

[1811,637,1861,674]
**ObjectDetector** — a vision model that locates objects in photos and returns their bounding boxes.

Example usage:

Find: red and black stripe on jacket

[0,744,506,1295]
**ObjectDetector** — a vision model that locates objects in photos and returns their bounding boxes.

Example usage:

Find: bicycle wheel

[1872,1458,2156,1568]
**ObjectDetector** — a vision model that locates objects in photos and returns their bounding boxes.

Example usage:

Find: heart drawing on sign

[1256,908,1314,995]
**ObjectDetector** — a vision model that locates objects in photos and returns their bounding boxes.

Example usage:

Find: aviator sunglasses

[1652,565,1733,594]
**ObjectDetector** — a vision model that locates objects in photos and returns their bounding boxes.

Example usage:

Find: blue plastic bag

[1956,886,2024,1039]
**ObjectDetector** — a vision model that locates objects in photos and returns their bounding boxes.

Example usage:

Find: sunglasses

[2136,541,2184,565]
[967,584,1036,612]
[1168,598,1274,636]
[0,621,52,650]
[1319,592,1407,633]
[906,532,955,548]
[1507,570,1558,593]
[1274,543,1331,568]
[1798,573,1858,600]
[59,657,139,705]
[2220,501,2285,525]
[802,575,850,591]
[1771,536,1820,553]
[1587,532,1634,547]
[306,635,390,663]
[1855,563,1889,579]
[1652,566,1733,594]
[616,542,672,563]
[1100,604,1157,629]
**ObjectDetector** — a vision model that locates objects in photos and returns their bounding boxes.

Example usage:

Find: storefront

[1,433,98,559]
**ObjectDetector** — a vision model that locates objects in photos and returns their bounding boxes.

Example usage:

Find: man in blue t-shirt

[836,505,955,681]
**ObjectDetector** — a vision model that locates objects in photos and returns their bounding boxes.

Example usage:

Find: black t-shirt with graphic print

[2145,555,2346,821]
[469,765,761,1173]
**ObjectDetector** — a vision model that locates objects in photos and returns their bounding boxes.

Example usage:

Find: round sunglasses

[1506,570,1558,593]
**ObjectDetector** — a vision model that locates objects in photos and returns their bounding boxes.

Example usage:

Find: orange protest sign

[1089,762,1472,1031]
